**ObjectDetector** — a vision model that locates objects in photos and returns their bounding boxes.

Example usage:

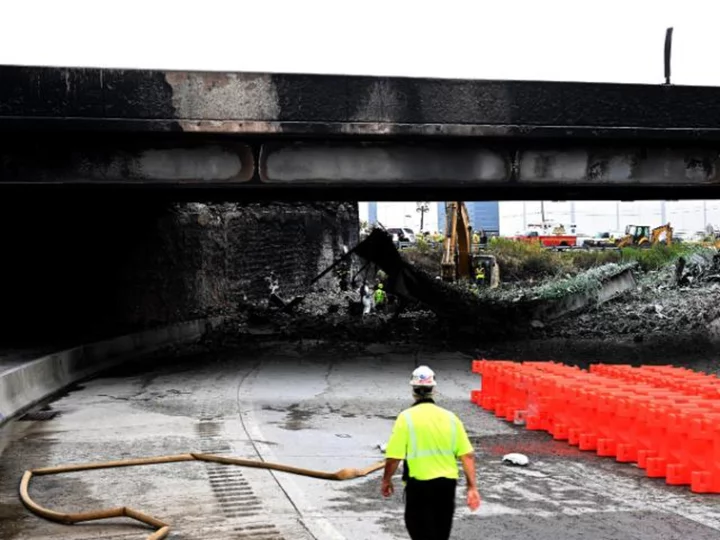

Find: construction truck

[512,222,577,248]
[440,202,499,288]
[616,223,673,248]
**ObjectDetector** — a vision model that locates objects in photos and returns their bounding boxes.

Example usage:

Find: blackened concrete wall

[0,199,357,345]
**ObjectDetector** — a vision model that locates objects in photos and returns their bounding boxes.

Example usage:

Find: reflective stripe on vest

[402,409,457,459]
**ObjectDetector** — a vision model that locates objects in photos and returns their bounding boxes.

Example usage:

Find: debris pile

[675,250,720,286]
[216,230,720,348]
[352,229,637,332]
[546,261,720,341]
[472,262,637,324]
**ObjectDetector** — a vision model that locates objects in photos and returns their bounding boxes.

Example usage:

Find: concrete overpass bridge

[5,65,720,540]
[3,64,720,201]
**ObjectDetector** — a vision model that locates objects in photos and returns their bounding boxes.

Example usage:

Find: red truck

[513,226,577,247]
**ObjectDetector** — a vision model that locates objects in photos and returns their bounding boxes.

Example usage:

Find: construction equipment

[514,222,577,248]
[650,223,674,245]
[617,223,673,248]
[441,202,472,281]
[440,202,499,287]
[698,226,720,249]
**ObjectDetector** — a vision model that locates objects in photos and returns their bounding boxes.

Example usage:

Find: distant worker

[360,284,373,315]
[374,283,387,306]
[381,366,480,540]
[475,264,486,287]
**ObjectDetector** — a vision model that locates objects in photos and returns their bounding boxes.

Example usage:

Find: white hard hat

[410,365,437,387]
[502,453,530,466]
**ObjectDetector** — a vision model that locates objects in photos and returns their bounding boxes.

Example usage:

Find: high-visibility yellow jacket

[374,289,387,304]
[385,402,474,480]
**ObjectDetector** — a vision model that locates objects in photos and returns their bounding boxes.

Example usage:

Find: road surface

[1,340,719,539]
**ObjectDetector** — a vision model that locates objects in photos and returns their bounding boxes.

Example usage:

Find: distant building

[437,202,500,236]
[368,202,377,225]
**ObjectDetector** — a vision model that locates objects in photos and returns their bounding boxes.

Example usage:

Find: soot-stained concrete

[0,200,357,348]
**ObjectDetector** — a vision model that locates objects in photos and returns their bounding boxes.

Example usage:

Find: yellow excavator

[440,202,499,288]
[617,223,673,248]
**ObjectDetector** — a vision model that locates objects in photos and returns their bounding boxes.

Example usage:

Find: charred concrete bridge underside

[4,65,720,200]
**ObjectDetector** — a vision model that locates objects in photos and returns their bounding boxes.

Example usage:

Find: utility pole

[416,202,430,232]
[664,27,673,85]
[540,201,546,224]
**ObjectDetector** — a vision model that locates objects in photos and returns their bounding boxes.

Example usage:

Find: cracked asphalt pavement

[1,341,719,539]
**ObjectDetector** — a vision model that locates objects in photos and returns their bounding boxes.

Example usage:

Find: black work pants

[404,477,457,540]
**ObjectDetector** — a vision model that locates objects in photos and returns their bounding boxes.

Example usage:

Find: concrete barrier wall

[0,318,223,426]
[532,268,637,322]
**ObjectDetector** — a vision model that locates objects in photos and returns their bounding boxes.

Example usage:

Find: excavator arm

[441,202,473,281]
[650,223,673,245]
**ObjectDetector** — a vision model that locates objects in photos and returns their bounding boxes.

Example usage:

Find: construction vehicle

[513,222,577,248]
[440,202,499,288]
[696,226,720,249]
[616,223,673,248]
[700,236,720,250]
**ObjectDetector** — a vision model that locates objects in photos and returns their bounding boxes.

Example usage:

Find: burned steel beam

[2,136,720,194]
[0,137,254,184]
[259,142,720,186]
[4,65,720,198]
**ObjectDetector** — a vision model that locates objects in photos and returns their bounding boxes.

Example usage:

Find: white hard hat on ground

[410,365,437,387]
[502,453,530,466]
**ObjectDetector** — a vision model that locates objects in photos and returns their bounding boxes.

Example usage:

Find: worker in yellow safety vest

[475,264,486,286]
[381,366,480,540]
[374,283,387,306]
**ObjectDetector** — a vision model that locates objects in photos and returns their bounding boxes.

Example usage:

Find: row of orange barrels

[470,360,720,493]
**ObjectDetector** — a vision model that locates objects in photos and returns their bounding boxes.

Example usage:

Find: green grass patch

[487,238,572,281]
[401,236,702,282]
[619,243,697,272]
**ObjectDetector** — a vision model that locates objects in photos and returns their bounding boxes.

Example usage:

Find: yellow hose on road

[20,452,385,539]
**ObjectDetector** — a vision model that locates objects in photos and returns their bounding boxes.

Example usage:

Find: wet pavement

[1,340,719,539]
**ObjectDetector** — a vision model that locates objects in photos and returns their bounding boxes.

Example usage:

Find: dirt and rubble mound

[206,229,720,363]
[350,230,636,333]
[393,237,720,346]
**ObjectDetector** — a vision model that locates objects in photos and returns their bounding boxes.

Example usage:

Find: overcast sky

[2,0,720,85]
